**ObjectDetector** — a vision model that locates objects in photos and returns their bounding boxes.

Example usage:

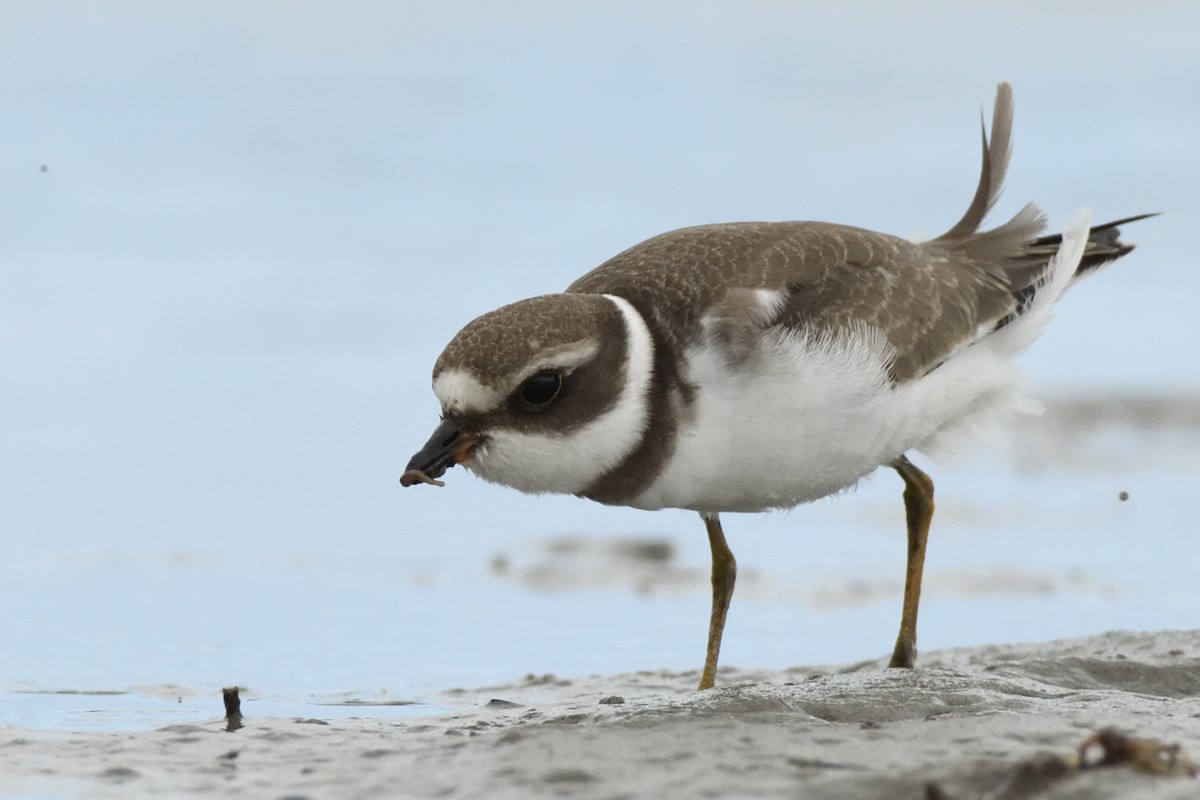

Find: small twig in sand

[223,686,244,732]
[400,469,445,488]
[1079,728,1197,777]
[925,727,1196,799]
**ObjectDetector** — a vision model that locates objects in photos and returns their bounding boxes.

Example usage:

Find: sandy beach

[3,629,1198,799]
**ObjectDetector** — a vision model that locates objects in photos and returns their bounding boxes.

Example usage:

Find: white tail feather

[990,208,1092,356]
[914,210,1093,461]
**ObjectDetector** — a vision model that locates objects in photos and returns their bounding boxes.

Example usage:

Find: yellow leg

[889,455,934,669]
[698,512,737,690]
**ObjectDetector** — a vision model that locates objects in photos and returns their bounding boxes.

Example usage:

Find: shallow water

[0,690,440,733]
[2,3,1198,733]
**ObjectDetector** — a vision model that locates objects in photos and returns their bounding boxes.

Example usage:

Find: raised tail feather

[934,82,1049,263]
[936,81,1155,317]
[937,81,1016,240]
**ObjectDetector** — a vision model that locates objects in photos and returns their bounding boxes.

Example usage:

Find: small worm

[400,469,445,488]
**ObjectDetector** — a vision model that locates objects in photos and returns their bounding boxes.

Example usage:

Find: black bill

[399,418,478,487]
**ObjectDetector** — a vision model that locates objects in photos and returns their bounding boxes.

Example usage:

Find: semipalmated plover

[401,82,1149,689]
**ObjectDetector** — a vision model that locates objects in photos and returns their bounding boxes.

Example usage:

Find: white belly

[630,323,1027,513]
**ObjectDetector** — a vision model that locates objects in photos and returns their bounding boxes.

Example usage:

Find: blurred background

[2,1,1198,711]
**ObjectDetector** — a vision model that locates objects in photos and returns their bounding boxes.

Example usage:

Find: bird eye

[518,371,563,409]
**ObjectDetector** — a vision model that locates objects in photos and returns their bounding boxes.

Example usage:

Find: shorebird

[400,82,1148,689]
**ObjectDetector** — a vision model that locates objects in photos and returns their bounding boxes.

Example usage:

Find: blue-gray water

[2,2,1198,728]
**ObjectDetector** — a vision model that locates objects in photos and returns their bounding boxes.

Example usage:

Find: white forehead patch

[433,369,502,415]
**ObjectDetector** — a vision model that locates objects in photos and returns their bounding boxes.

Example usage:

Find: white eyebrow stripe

[526,340,599,374]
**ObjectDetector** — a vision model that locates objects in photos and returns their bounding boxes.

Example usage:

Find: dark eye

[518,371,563,409]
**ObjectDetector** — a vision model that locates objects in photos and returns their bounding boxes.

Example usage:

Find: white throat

[465,294,656,495]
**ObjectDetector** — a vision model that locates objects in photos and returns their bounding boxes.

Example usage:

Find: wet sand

[3,629,1198,799]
